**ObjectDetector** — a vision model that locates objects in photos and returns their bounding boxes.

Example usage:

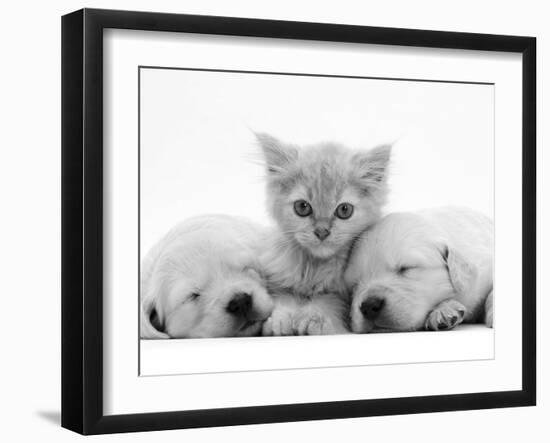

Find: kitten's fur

[257,133,391,335]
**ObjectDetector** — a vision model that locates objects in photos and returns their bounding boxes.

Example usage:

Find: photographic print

[139,66,495,373]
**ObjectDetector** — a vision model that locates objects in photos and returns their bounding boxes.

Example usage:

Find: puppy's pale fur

[141,215,274,339]
[345,208,493,332]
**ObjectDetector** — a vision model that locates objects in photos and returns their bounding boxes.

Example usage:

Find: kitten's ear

[255,132,298,176]
[353,144,392,192]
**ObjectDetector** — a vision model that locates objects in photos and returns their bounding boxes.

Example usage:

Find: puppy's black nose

[360,296,385,320]
[227,293,252,316]
[314,227,330,241]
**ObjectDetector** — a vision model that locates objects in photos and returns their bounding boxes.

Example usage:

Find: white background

[140,67,493,253]
[0,0,547,441]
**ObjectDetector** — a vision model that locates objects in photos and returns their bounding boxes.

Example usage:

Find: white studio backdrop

[140,68,494,254]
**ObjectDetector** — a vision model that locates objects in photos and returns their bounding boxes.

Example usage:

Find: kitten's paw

[294,312,347,335]
[294,313,325,335]
[425,299,466,331]
[263,310,295,336]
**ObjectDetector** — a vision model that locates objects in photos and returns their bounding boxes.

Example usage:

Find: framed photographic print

[61,8,536,435]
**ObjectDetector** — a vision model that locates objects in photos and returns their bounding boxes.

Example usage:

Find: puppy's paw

[262,317,274,336]
[484,290,493,328]
[484,309,493,328]
[425,299,466,331]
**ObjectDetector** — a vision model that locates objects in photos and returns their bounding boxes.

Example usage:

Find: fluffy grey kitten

[257,133,391,335]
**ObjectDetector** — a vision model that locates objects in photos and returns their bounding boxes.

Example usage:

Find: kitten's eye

[294,200,313,217]
[189,292,201,301]
[335,202,354,219]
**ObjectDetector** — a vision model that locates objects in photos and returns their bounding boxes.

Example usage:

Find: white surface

[0,1,547,442]
[104,25,522,416]
[141,325,494,376]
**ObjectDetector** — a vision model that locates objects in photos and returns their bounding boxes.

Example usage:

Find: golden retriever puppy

[345,208,493,332]
[141,215,274,339]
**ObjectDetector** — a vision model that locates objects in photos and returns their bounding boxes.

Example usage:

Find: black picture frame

[61,8,536,435]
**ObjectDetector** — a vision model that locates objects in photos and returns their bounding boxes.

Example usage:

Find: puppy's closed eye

[187,292,201,302]
[178,292,201,305]
[396,265,416,276]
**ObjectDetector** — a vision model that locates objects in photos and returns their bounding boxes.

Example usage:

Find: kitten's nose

[360,296,385,320]
[226,293,252,316]
[314,227,330,241]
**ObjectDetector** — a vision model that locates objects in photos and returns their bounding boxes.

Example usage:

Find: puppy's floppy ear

[353,144,392,193]
[443,245,478,296]
[140,296,170,339]
[255,132,298,176]
[242,255,269,284]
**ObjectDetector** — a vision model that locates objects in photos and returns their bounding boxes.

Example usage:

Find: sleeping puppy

[141,215,274,339]
[345,207,493,333]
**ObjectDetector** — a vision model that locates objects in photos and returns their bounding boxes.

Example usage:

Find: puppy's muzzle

[226,292,253,317]
[359,294,385,321]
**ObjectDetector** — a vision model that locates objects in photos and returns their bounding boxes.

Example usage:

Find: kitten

[256,133,391,335]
